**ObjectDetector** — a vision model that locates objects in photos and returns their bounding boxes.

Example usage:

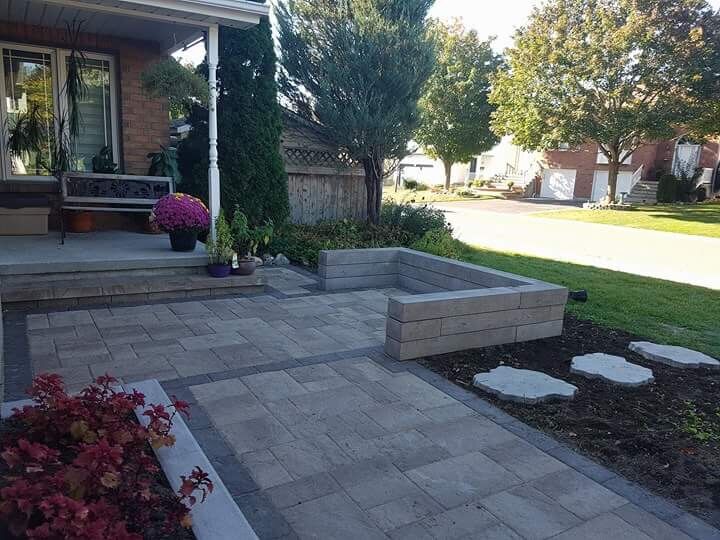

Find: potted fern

[206,211,234,277]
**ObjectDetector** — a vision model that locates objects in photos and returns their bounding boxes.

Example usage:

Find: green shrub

[656,173,678,203]
[415,183,429,191]
[380,201,451,240]
[271,220,413,266]
[411,228,463,259]
[403,179,419,190]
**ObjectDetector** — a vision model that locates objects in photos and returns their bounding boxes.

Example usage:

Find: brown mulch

[419,314,720,527]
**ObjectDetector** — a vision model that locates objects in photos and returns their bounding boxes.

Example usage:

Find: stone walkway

[2,266,718,539]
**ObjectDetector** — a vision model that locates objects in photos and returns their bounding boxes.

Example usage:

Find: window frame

[0,41,119,183]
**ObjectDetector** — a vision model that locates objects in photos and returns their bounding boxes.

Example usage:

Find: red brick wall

[543,139,718,198]
[0,21,169,180]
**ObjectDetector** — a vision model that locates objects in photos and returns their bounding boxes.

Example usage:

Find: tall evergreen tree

[276,0,435,224]
[178,20,289,225]
[416,20,501,190]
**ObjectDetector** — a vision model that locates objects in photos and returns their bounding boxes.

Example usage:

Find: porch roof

[1,0,268,52]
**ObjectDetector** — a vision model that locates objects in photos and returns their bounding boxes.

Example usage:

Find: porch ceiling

[1,0,267,51]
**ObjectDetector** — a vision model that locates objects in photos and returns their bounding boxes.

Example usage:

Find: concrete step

[0,271,265,309]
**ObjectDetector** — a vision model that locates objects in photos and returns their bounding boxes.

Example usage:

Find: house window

[597,148,631,165]
[2,48,55,176]
[0,42,119,180]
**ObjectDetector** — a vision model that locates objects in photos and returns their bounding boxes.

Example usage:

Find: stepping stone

[570,353,654,387]
[473,366,577,404]
[629,341,720,370]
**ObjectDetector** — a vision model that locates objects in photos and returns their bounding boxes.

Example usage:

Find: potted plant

[206,211,234,277]
[230,207,274,275]
[151,193,209,251]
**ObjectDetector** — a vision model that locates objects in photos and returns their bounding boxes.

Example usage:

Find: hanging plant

[64,19,88,141]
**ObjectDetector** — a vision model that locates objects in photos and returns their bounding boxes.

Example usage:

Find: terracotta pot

[143,219,163,235]
[169,230,198,252]
[66,211,94,233]
[207,263,232,278]
[231,258,257,276]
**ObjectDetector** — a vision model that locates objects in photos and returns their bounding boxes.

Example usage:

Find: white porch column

[207,24,220,239]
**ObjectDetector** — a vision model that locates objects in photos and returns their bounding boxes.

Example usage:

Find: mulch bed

[420,314,720,527]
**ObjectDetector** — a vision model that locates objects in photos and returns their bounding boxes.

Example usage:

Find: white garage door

[591,171,633,202]
[541,169,576,200]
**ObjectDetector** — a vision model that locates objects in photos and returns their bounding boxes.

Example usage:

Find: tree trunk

[606,159,620,203]
[443,160,453,190]
[363,153,384,224]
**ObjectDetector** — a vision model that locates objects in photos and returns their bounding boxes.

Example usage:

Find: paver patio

[2,266,716,539]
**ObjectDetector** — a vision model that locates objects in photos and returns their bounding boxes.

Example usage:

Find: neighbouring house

[538,137,720,202]
[0,0,267,233]
[397,136,538,189]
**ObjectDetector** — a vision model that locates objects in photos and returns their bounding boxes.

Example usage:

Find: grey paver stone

[367,492,443,531]
[473,366,577,403]
[289,385,377,418]
[422,503,508,540]
[190,378,249,402]
[331,356,395,382]
[531,468,627,520]
[270,435,350,478]
[551,513,653,540]
[220,415,295,455]
[199,394,267,426]
[265,472,341,509]
[406,452,521,508]
[167,350,228,377]
[363,402,431,432]
[481,485,582,540]
[629,341,720,369]
[422,402,474,423]
[612,504,694,540]
[345,469,421,509]
[242,448,294,489]
[179,332,247,351]
[571,353,654,386]
[285,363,339,383]
[242,371,308,401]
[282,492,387,540]
[419,415,519,457]
[378,373,456,410]
[481,438,567,481]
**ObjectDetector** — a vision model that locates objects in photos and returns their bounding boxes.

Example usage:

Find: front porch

[0,0,266,236]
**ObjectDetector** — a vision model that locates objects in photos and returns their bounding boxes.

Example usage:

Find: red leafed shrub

[0,374,213,539]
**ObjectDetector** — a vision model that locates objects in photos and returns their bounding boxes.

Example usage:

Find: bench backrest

[61,173,174,207]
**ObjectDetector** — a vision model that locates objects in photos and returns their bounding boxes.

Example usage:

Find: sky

[174,0,720,64]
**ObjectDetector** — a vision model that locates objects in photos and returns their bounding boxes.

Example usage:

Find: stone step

[0,271,265,309]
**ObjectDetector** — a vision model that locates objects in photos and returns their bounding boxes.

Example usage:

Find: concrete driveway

[433,199,720,290]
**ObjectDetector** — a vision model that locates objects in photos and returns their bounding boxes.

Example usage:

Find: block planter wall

[318,248,568,361]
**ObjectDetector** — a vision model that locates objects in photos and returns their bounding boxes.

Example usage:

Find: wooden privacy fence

[281,110,367,224]
[286,166,366,224]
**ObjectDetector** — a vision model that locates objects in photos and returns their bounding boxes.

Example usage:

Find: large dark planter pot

[208,263,232,278]
[231,258,257,276]
[169,230,198,252]
[67,211,94,233]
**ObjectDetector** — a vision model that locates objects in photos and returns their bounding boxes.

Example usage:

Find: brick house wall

[542,139,719,199]
[0,21,169,227]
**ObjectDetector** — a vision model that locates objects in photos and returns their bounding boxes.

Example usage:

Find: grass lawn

[460,244,720,358]
[534,203,720,238]
[383,188,501,204]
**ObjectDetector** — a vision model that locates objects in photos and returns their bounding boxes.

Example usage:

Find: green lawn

[460,245,720,358]
[383,188,501,204]
[535,203,720,239]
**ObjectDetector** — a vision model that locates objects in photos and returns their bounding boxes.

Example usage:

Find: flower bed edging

[124,379,258,540]
[0,380,258,540]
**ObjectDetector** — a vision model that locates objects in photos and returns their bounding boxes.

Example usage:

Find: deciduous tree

[490,0,719,202]
[416,20,501,189]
